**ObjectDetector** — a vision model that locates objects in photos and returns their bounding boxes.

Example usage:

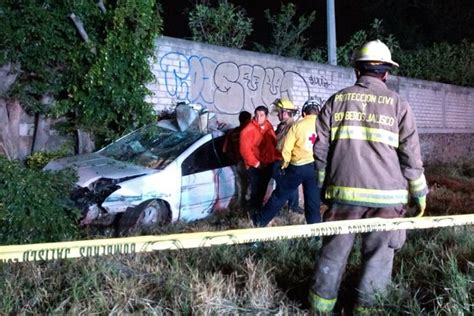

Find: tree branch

[69,13,96,54]
[0,63,19,96]
[97,0,106,14]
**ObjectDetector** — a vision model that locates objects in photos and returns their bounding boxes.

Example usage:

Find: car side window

[182,136,234,176]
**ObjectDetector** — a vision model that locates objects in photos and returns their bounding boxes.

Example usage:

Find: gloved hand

[317,169,325,189]
[410,195,426,217]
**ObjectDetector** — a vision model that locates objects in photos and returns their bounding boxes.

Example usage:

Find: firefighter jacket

[275,117,295,153]
[314,75,428,207]
[282,114,317,168]
[240,119,279,169]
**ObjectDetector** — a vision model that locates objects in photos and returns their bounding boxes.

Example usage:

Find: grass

[0,162,473,314]
[380,226,473,315]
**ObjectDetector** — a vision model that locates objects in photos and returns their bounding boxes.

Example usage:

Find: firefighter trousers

[253,162,320,226]
[311,204,406,309]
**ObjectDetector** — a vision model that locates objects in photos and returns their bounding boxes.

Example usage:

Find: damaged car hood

[44,152,156,187]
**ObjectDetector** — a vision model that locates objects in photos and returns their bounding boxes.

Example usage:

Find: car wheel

[138,200,170,226]
[118,200,170,235]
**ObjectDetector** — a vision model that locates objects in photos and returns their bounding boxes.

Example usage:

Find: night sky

[160,0,474,49]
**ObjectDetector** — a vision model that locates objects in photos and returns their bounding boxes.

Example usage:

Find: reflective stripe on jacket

[240,119,278,169]
[282,114,317,168]
[314,75,428,207]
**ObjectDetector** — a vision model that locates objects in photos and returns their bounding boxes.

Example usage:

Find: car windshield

[100,124,204,169]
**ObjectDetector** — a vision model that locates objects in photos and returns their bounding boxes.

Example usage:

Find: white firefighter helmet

[302,97,324,114]
[353,40,399,67]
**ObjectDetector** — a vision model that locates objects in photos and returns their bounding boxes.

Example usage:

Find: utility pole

[327,0,337,65]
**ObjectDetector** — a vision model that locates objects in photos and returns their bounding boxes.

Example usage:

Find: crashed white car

[44,123,238,230]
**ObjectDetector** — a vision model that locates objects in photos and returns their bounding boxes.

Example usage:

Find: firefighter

[273,98,302,213]
[310,40,428,313]
[273,98,298,150]
[252,99,323,227]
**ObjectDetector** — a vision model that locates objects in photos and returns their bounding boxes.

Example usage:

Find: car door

[179,135,237,221]
[207,136,237,210]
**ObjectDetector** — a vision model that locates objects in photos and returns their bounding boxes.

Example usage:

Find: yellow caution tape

[0,214,473,263]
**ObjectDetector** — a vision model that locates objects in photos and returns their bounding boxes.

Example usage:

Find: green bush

[1,1,163,148]
[395,40,474,87]
[25,147,72,171]
[308,19,473,87]
[188,2,253,49]
[253,3,315,59]
[0,157,80,245]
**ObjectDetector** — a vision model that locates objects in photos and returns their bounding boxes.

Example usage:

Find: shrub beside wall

[0,157,80,245]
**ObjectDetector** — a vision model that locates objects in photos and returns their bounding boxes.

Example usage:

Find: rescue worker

[273,98,302,214]
[253,99,322,226]
[239,105,279,211]
[223,111,252,207]
[310,40,428,313]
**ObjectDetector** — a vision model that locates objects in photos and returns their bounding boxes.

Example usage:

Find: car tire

[118,199,170,235]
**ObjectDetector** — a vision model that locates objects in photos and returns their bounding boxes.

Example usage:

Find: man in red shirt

[239,105,279,210]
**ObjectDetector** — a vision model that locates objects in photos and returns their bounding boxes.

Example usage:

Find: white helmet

[302,97,325,114]
[353,40,399,68]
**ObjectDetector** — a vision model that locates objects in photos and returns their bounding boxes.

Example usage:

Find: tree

[188,1,253,49]
[309,19,399,67]
[308,18,473,87]
[254,3,316,59]
[0,0,163,158]
[396,40,474,87]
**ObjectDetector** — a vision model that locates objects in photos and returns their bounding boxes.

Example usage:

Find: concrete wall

[147,37,474,134]
[13,36,473,163]
[145,36,474,163]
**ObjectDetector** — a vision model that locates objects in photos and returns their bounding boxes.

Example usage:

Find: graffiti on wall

[308,75,333,89]
[160,53,216,105]
[159,52,322,115]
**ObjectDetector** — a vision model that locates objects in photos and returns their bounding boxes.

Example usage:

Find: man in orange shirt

[239,105,279,210]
